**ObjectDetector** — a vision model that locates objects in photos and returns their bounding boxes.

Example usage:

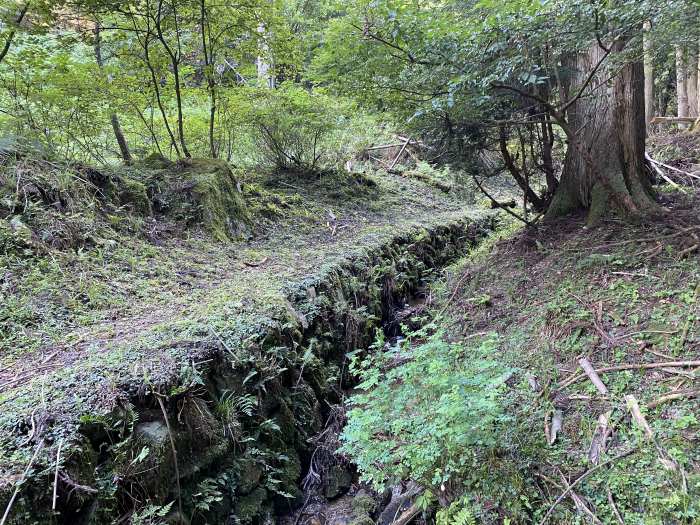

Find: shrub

[249,85,376,174]
[341,329,514,496]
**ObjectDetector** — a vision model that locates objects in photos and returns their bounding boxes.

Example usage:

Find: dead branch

[607,486,625,525]
[649,116,697,124]
[579,357,609,395]
[625,395,654,440]
[243,256,270,268]
[646,155,700,180]
[538,448,636,525]
[647,389,700,409]
[559,360,700,390]
[588,411,612,465]
[389,136,411,171]
[156,396,183,518]
[1,440,44,525]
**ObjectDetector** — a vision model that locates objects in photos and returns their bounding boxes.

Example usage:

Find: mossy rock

[235,487,269,524]
[0,216,32,253]
[147,158,250,241]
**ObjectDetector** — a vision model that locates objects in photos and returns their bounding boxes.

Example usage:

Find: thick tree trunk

[546,40,660,225]
[643,21,654,126]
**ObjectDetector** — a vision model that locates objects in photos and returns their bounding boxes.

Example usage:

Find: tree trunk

[200,0,217,158]
[256,23,275,88]
[688,44,698,117]
[643,21,654,127]
[546,39,660,225]
[0,2,29,65]
[677,46,689,118]
[93,24,133,164]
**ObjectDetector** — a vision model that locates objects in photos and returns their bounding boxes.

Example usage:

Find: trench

[47,215,495,525]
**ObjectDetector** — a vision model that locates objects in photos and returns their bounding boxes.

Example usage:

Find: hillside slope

[0,157,491,523]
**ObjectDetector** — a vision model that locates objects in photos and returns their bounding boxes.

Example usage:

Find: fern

[131,501,174,525]
[436,498,476,525]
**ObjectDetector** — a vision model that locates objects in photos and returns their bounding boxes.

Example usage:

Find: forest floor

[0,161,488,500]
[429,180,700,521]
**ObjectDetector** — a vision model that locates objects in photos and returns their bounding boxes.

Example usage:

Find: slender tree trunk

[171,61,191,157]
[688,44,698,117]
[546,39,660,225]
[0,2,29,65]
[676,46,689,117]
[155,0,190,158]
[643,21,654,127]
[143,37,181,158]
[200,0,217,158]
[94,24,133,164]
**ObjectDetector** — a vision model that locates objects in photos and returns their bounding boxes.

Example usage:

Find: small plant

[436,497,477,525]
[215,391,256,440]
[130,501,174,525]
[341,329,514,495]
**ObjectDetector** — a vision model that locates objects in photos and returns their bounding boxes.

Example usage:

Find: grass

[0,157,491,519]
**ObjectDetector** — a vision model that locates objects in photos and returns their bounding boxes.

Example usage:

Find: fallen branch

[366,140,422,152]
[647,389,700,409]
[53,439,63,510]
[1,441,44,525]
[649,116,697,125]
[538,448,637,525]
[549,410,564,445]
[557,470,603,525]
[579,357,609,395]
[243,256,269,268]
[680,283,699,346]
[392,502,421,525]
[588,411,612,464]
[645,153,682,188]
[389,136,411,171]
[157,396,183,519]
[559,360,700,390]
[625,395,654,440]
[646,155,700,180]
[58,472,98,495]
[607,486,625,525]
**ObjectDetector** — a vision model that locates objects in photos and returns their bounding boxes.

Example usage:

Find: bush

[249,85,377,174]
[341,329,514,495]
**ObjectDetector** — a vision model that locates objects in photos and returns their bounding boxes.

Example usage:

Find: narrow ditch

[39,215,495,525]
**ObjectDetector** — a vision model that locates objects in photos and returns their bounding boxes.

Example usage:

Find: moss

[0,157,494,523]
[235,487,269,524]
[147,158,250,241]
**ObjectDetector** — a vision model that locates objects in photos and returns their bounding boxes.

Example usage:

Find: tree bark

[546,39,660,225]
[94,24,133,164]
[688,44,698,117]
[643,21,654,127]
[256,22,275,88]
[676,46,689,118]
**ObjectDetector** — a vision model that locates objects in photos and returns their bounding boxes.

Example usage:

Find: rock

[134,420,169,447]
[323,465,353,499]
[237,458,264,494]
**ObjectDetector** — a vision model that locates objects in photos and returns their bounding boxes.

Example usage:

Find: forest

[1,0,700,524]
